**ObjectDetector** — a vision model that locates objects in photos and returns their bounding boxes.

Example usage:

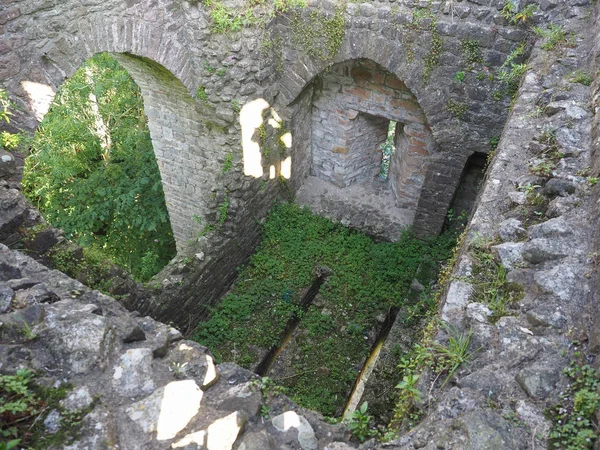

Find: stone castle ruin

[1,0,600,448]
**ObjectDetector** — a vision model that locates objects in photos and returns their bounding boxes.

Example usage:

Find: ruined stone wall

[268,0,530,236]
[396,3,599,448]
[1,0,532,326]
[588,0,600,356]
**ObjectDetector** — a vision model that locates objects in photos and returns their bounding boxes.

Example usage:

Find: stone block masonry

[310,59,434,213]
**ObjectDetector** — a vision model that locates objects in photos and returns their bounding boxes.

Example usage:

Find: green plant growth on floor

[547,358,600,449]
[390,228,468,430]
[469,237,524,323]
[0,369,91,448]
[22,53,176,282]
[345,401,376,442]
[193,203,457,417]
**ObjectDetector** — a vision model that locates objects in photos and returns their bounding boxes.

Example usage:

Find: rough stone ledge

[0,243,353,449]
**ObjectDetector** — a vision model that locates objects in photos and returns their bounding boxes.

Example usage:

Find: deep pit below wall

[193,203,458,419]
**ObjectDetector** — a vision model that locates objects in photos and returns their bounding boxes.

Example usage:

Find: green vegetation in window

[379,121,396,179]
[193,203,458,417]
[22,53,176,282]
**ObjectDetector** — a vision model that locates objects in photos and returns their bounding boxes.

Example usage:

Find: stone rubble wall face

[393,2,600,449]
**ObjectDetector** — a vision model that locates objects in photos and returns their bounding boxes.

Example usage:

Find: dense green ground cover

[194,203,456,416]
[22,53,176,281]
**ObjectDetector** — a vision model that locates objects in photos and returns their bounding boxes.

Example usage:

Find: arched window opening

[22,53,176,281]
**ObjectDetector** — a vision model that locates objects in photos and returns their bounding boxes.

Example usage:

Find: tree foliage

[22,53,176,281]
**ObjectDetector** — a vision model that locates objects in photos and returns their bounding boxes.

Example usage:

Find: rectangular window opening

[379,121,397,179]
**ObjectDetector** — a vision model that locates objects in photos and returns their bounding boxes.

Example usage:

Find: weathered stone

[492,242,525,269]
[44,410,62,434]
[542,178,577,197]
[441,280,472,323]
[237,430,277,450]
[42,301,113,374]
[0,283,14,313]
[171,411,247,450]
[60,386,94,412]
[466,302,492,323]
[529,217,574,239]
[516,360,561,400]
[534,263,588,302]
[271,411,318,450]
[457,409,522,450]
[521,238,572,264]
[132,316,169,357]
[0,150,16,179]
[126,380,203,440]
[112,348,156,397]
[165,341,218,388]
[498,218,526,242]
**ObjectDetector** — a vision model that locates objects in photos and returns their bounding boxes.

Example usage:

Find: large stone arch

[265,3,524,236]
[294,58,436,241]
[2,7,217,251]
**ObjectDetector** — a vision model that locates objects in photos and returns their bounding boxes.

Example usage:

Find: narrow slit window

[379,121,397,179]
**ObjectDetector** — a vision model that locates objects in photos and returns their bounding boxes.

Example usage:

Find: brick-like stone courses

[112,54,211,253]
[311,59,433,211]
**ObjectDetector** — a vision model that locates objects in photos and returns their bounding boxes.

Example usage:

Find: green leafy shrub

[501,2,536,24]
[0,89,13,123]
[0,369,88,448]
[22,53,176,281]
[346,402,375,442]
